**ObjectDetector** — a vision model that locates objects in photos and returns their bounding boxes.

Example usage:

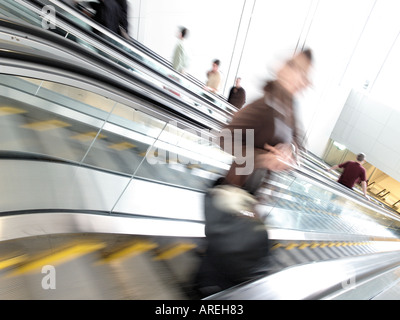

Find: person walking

[327,153,368,198]
[172,27,189,73]
[227,77,246,108]
[205,59,222,93]
[195,49,314,296]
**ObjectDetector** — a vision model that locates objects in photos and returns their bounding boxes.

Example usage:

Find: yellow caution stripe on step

[9,242,105,276]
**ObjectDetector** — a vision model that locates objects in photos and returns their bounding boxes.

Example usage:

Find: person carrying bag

[195,49,314,296]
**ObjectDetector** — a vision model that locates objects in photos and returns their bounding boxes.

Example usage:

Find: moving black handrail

[3,0,237,117]
[0,16,230,132]
[53,0,230,104]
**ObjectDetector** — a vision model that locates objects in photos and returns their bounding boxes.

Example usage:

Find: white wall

[125,0,400,164]
[327,0,400,183]
[331,89,400,183]
[127,0,246,90]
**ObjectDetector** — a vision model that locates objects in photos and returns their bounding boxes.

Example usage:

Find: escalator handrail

[204,250,400,300]
[301,149,400,213]
[2,17,399,232]
[2,32,397,225]
[293,158,400,224]
[0,17,230,131]
[49,0,233,108]
[12,0,238,116]
[298,150,400,219]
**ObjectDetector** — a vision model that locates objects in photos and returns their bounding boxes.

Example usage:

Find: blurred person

[195,49,313,297]
[327,153,368,198]
[115,0,129,37]
[227,77,246,108]
[91,0,129,38]
[205,59,222,93]
[172,27,189,73]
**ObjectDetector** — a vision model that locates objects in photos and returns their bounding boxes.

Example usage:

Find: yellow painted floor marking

[187,164,201,169]
[0,106,26,116]
[319,243,329,248]
[139,150,159,157]
[154,243,197,260]
[299,243,310,249]
[271,243,283,250]
[9,242,105,276]
[108,141,136,151]
[310,243,319,249]
[0,255,27,271]
[102,241,158,263]
[285,243,299,250]
[21,119,71,131]
[70,131,106,142]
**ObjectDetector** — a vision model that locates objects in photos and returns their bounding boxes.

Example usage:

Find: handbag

[203,183,270,284]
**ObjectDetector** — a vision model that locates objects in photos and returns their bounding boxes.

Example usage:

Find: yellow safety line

[9,242,105,276]
[271,243,283,250]
[298,243,310,249]
[153,243,197,261]
[139,150,159,157]
[285,243,299,250]
[70,131,106,142]
[107,142,136,151]
[0,106,26,116]
[21,119,71,131]
[101,241,158,263]
[310,242,320,249]
[0,255,27,271]
[271,241,376,251]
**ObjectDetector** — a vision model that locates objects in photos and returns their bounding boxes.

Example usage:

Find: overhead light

[333,141,346,151]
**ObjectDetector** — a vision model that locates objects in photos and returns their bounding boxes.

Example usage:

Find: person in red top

[327,153,368,198]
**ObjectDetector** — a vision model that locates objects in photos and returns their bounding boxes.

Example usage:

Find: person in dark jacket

[223,49,313,192]
[195,49,314,297]
[115,0,128,35]
[91,0,129,37]
[227,77,246,108]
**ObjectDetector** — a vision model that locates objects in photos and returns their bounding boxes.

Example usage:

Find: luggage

[195,183,270,294]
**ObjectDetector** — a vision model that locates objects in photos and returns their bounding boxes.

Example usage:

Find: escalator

[0,3,400,300]
[0,0,237,128]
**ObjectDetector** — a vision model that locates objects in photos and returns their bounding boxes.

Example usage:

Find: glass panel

[134,122,232,190]
[0,74,113,162]
[22,77,116,114]
[0,0,68,38]
[82,103,166,175]
[0,0,236,117]
[0,70,232,190]
[261,171,400,238]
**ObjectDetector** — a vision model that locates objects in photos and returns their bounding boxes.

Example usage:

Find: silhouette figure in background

[227,77,246,108]
[327,153,368,198]
[205,59,222,93]
[172,27,189,73]
[91,0,129,38]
